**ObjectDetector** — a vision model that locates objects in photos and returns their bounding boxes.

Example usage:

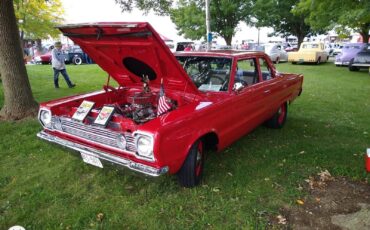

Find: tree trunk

[296,34,305,48]
[223,35,233,46]
[0,0,38,120]
[360,26,369,43]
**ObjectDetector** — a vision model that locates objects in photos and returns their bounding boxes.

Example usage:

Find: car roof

[174,50,265,58]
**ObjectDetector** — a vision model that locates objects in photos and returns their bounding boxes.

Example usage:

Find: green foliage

[253,0,316,45]
[170,0,253,45]
[115,0,253,45]
[0,63,369,228]
[115,0,173,15]
[169,1,205,41]
[295,0,370,42]
[14,0,64,40]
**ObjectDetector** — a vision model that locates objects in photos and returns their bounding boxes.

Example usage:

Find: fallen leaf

[227,172,233,176]
[96,213,104,222]
[305,176,315,189]
[276,214,287,225]
[318,170,333,182]
[299,151,305,154]
[315,197,321,203]
[264,177,270,181]
[296,199,305,205]
[125,185,134,190]
[212,188,220,192]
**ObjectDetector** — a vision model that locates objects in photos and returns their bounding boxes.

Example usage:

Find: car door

[277,44,288,61]
[253,56,284,121]
[229,57,261,138]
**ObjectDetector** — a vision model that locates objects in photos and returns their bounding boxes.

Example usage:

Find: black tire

[316,57,321,65]
[291,62,296,65]
[72,56,82,65]
[265,102,288,129]
[348,59,359,71]
[177,140,204,188]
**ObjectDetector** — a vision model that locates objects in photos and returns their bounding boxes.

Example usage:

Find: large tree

[171,0,252,45]
[253,0,317,46]
[295,0,370,43]
[115,0,172,15]
[115,0,253,45]
[0,0,38,120]
[14,0,64,47]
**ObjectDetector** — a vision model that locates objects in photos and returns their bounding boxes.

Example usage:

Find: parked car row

[34,45,93,65]
[166,38,369,73]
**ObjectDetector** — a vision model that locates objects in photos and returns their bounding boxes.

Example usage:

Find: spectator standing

[51,41,75,88]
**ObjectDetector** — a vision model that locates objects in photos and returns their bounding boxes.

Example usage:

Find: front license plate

[81,152,103,168]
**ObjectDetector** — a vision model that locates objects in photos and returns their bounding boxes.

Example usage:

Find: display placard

[72,100,94,121]
[94,106,115,127]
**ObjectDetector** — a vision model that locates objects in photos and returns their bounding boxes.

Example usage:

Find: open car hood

[57,22,199,95]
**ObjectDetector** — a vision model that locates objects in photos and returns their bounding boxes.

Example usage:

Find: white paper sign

[72,100,94,121]
[94,106,115,126]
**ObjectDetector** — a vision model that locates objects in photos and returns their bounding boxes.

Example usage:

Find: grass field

[0,63,369,229]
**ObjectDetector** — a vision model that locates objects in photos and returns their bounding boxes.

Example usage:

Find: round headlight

[136,135,153,158]
[40,110,51,127]
[117,134,127,150]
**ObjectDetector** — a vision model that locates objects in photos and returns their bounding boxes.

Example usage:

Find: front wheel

[265,102,288,129]
[72,56,82,65]
[348,59,359,71]
[177,140,204,188]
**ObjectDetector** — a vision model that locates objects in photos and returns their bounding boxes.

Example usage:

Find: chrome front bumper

[352,63,370,67]
[37,131,168,177]
[334,61,349,66]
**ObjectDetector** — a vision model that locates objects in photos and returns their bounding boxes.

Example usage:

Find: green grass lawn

[0,63,369,229]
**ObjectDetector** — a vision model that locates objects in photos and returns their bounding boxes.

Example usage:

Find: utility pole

[205,0,211,50]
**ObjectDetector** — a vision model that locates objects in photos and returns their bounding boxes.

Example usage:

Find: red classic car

[37,22,303,187]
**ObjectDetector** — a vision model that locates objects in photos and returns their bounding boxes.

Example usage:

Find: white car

[332,43,343,56]
[261,43,288,63]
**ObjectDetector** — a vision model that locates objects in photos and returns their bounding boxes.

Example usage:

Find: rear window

[302,44,319,49]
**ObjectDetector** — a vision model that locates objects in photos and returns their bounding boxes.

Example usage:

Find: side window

[258,57,273,81]
[235,58,259,90]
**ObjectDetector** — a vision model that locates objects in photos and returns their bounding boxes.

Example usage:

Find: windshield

[176,56,232,92]
[302,44,319,49]
[261,44,274,53]
[344,45,361,49]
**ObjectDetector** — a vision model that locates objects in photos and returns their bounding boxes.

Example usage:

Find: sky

[61,0,278,45]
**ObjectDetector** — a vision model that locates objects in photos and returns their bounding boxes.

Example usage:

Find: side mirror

[233,82,244,93]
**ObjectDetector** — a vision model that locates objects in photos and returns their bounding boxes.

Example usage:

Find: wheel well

[200,132,219,152]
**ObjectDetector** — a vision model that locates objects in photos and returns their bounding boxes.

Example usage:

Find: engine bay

[113,91,176,124]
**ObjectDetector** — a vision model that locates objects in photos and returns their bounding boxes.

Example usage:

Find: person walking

[52,41,75,88]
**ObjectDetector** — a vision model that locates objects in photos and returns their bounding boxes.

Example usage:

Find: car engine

[112,91,176,124]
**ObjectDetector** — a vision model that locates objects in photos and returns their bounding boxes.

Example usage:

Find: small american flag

[157,79,171,116]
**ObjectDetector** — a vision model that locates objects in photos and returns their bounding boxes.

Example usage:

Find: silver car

[260,43,288,64]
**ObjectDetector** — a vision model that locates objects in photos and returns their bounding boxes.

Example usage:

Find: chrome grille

[52,116,137,153]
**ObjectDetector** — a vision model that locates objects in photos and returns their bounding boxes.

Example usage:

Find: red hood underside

[57,22,199,95]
